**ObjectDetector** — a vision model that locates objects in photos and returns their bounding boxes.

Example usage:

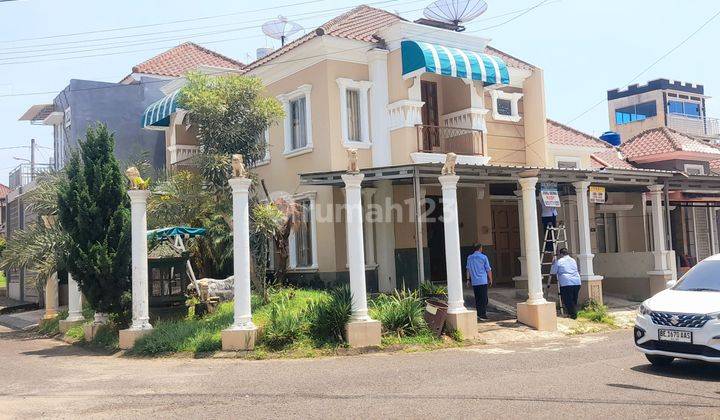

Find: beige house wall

[608,90,665,141]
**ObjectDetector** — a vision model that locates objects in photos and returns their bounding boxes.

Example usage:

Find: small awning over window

[401,40,510,85]
[142,89,181,128]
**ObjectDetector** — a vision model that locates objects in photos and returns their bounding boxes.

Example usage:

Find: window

[614,101,657,125]
[595,212,619,253]
[336,78,371,148]
[489,90,523,122]
[684,163,705,175]
[254,129,270,166]
[668,100,701,118]
[289,193,318,270]
[278,85,313,156]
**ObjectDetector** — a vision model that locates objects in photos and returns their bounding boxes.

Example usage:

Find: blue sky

[1,0,719,182]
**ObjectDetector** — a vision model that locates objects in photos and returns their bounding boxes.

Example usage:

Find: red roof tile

[590,149,635,170]
[244,5,535,72]
[0,183,11,199]
[620,127,720,161]
[547,119,610,149]
[132,42,245,77]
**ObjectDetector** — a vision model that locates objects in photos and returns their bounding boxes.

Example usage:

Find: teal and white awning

[142,89,181,128]
[401,40,510,85]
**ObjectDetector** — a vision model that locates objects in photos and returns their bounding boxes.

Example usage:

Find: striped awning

[401,40,510,85]
[142,89,181,128]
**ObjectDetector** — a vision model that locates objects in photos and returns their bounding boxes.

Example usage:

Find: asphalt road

[1,326,719,419]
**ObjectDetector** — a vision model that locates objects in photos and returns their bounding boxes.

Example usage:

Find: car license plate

[658,329,692,343]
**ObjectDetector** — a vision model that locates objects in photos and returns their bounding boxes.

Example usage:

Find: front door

[420,80,440,151]
[426,196,446,282]
[491,204,521,283]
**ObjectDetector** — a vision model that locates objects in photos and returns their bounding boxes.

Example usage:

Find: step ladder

[541,222,568,315]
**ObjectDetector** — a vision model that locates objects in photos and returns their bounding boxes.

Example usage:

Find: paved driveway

[1,326,719,419]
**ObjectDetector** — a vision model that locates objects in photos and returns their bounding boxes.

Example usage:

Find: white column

[513,189,527,282]
[648,185,668,271]
[519,176,547,305]
[361,188,377,267]
[367,48,391,167]
[228,178,255,330]
[66,273,84,322]
[439,175,466,314]
[343,173,370,321]
[43,272,59,320]
[128,190,152,331]
[572,181,600,280]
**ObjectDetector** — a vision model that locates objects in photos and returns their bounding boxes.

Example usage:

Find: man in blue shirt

[550,248,582,319]
[466,244,493,320]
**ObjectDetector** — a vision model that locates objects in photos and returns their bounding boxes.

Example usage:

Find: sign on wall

[589,186,606,204]
[540,183,561,208]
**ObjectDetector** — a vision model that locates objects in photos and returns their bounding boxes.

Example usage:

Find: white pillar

[43,272,59,320]
[439,175,466,314]
[229,178,255,329]
[572,181,600,280]
[519,176,546,305]
[361,188,377,267]
[128,190,152,330]
[648,185,668,271]
[343,173,370,320]
[513,189,527,283]
[367,48,391,167]
[66,273,83,322]
[375,180,397,292]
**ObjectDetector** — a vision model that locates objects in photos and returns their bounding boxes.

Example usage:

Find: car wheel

[646,354,674,366]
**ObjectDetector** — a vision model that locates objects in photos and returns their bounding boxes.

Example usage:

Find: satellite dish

[423,0,488,27]
[262,16,303,46]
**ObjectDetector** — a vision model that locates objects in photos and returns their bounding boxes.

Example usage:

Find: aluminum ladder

[541,222,568,314]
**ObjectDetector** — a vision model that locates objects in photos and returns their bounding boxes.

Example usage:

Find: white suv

[634,255,720,366]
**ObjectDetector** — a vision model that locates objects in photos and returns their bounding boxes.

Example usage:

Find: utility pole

[30,138,35,181]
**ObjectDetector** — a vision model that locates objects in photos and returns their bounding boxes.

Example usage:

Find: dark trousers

[560,285,581,319]
[472,284,488,318]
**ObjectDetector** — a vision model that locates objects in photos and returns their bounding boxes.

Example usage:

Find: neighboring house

[143,4,720,307]
[607,78,719,143]
[0,182,10,237]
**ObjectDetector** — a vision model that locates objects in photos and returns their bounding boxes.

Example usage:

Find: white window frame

[595,211,620,253]
[277,84,313,157]
[336,78,372,149]
[489,90,523,122]
[288,192,318,271]
[254,129,271,167]
[555,156,582,170]
[683,163,705,175]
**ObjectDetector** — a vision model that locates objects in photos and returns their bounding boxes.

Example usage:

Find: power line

[0,0,557,97]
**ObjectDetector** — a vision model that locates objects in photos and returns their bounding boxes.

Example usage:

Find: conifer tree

[58,124,131,314]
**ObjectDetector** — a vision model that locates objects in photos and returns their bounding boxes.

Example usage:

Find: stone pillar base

[58,319,84,334]
[445,310,477,340]
[221,327,258,351]
[517,302,557,331]
[345,319,382,348]
[579,277,604,305]
[513,277,528,299]
[648,271,674,297]
[119,328,152,349]
[83,323,104,341]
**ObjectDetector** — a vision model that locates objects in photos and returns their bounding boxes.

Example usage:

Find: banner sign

[589,186,606,203]
[540,183,561,208]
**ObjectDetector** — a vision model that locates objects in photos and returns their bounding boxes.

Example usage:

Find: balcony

[411,124,491,166]
[168,145,200,170]
[666,114,720,139]
[8,163,54,190]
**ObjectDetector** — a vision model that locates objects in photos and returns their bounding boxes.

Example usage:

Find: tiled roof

[709,159,720,175]
[546,119,610,149]
[620,127,720,160]
[591,149,635,170]
[244,5,535,72]
[0,183,10,199]
[132,42,245,77]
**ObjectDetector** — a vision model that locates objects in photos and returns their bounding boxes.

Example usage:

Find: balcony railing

[8,163,54,190]
[666,114,720,138]
[415,124,486,156]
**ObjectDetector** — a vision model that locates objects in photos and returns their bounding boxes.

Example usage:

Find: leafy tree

[250,202,285,302]
[57,124,131,315]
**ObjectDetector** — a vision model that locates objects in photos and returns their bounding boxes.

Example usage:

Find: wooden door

[426,196,446,282]
[420,81,440,150]
[491,204,521,283]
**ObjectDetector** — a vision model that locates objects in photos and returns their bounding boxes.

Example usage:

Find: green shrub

[418,282,448,300]
[38,309,68,335]
[370,290,427,337]
[448,329,464,342]
[307,286,351,344]
[91,323,119,350]
[65,324,85,341]
[262,299,305,350]
[577,300,615,325]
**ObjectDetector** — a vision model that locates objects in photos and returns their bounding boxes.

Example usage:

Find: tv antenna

[423,0,489,31]
[262,16,303,46]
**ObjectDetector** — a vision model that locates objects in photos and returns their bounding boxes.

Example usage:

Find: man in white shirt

[550,248,582,319]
